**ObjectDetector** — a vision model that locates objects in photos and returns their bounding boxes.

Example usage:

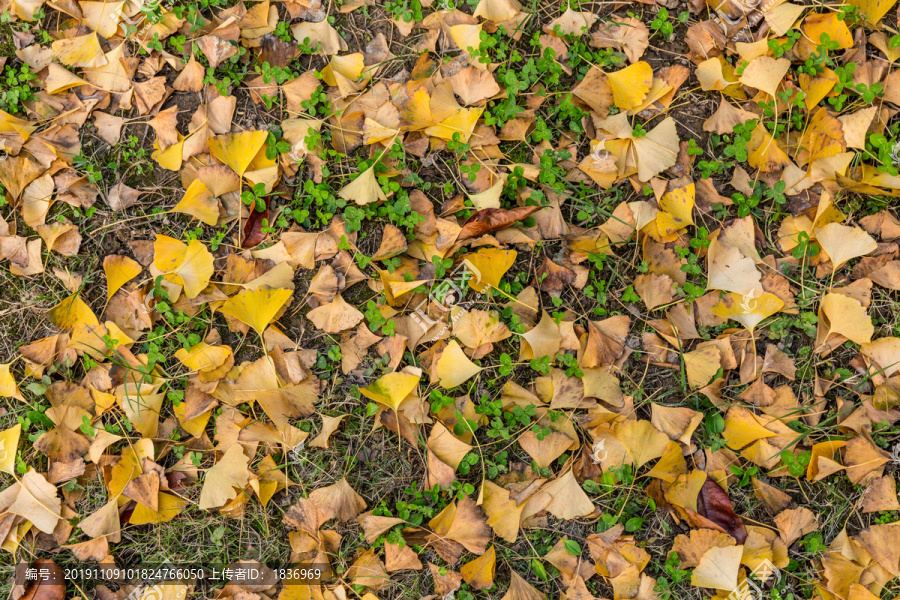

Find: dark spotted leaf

[697,478,747,544]
[456,206,541,241]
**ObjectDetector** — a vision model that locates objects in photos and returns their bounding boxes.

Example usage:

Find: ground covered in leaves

[4,0,900,599]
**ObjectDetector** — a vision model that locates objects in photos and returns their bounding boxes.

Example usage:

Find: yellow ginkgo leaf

[683,344,722,389]
[120,389,164,439]
[839,106,878,149]
[253,454,289,507]
[541,469,595,519]
[723,407,777,450]
[8,469,62,534]
[765,2,807,35]
[521,311,562,360]
[428,422,473,470]
[51,32,107,68]
[0,365,23,401]
[0,110,36,141]
[815,222,878,271]
[80,0,125,37]
[807,440,848,480]
[449,23,483,54]
[473,0,521,22]
[101,321,134,352]
[481,480,525,542]
[798,70,839,110]
[615,419,670,468]
[174,342,233,377]
[46,63,89,94]
[173,400,213,438]
[819,292,873,345]
[207,130,269,176]
[848,0,898,24]
[321,53,365,86]
[546,8,599,36]
[291,20,346,55]
[46,293,100,330]
[462,248,517,293]
[711,292,784,332]
[436,340,483,388]
[246,145,278,173]
[691,545,743,590]
[461,544,496,590]
[307,294,365,333]
[130,492,188,525]
[468,178,505,210]
[738,56,791,98]
[695,57,743,95]
[363,117,399,146]
[172,179,219,225]
[801,106,846,165]
[0,423,21,474]
[607,61,653,110]
[199,445,250,509]
[10,0,43,20]
[338,163,387,206]
[650,182,695,238]
[387,278,428,299]
[151,134,186,171]
[105,439,151,500]
[862,338,900,378]
[661,456,708,506]
[103,255,142,300]
[359,372,421,412]
[152,235,214,299]
[746,123,791,173]
[83,42,131,93]
[79,498,121,542]
[707,219,762,297]
[644,440,688,483]
[424,107,484,143]
[219,287,293,335]
[803,12,853,50]
[627,116,680,182]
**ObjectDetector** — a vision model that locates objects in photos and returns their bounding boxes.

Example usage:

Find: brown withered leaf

[456,206,541,241]
[106,182,143,211]
[18,559,64,600]
[535,256,575,292]
[259,34,299,67]
[429,563,463,597]
[696,479,747,544]
[242,206,269,249]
